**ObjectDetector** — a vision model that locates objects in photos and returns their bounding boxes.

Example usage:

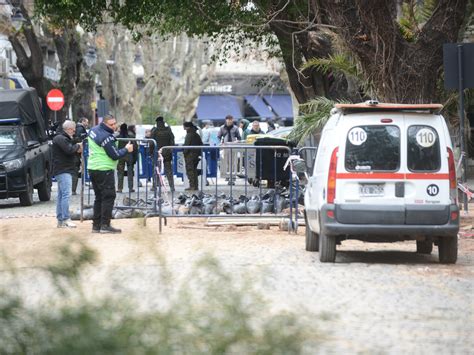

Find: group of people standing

[53,114,133,233]
[51,113,274,233]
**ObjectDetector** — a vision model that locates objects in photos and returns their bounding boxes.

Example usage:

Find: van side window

[345,125,400,171]
[407,125,440,172]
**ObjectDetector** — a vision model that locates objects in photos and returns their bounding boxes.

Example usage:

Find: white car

[304,101,459,263]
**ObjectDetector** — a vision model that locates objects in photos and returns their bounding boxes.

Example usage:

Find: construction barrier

[80,138,159,218]
[153,145,299,234]
[79,139,315,233]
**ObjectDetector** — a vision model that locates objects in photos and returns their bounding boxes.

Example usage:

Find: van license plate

[359,184,384,197]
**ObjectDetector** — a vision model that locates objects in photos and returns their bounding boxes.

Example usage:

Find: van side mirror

[27,140,40,148]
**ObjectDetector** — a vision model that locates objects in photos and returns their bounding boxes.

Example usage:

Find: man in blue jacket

[88,114,133,233]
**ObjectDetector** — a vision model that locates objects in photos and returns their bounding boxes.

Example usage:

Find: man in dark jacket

[52,120,83,228]
[217,115,241,143]
[72,117,89,195]
[183,121,203,191]
[217,115,241,185]
[117,123,139,193]
[151,116,175,191]
[249,120,265,135]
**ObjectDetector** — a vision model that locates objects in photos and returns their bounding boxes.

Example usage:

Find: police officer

[151,116,175,191]
[87,114,134,233]
[183,121,203,191]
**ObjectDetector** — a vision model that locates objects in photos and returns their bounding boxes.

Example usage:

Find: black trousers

[89,170,116,227]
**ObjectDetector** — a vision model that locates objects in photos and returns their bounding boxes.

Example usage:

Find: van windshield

[0,128,20,146]
[345,125,400,171]
[407,125,440,171]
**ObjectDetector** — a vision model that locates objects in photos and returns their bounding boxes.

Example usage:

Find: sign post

[443,43,474,212]
[46,89,65,125]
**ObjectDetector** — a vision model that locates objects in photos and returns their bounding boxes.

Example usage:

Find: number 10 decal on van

[304,102,459,263]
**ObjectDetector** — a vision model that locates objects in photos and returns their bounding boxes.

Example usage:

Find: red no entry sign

[46,89,64,111]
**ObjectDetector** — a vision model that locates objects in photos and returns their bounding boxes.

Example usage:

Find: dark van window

[345,125,400,171]
[407,125,440,171]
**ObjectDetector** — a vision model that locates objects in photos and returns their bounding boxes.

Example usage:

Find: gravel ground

[1,182,473,354]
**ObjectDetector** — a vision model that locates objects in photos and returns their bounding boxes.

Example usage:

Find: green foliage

[0,242,314,354]
[397,0,437,42]
[303,54,359,78]
[289,97,345,145]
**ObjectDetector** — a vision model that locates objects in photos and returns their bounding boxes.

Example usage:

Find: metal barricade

[152,145,298,234]
[297,146,318,176]
[80,138,159,220]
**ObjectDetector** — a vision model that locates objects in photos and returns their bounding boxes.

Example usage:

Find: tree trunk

[72,69,95,121]
[8,4,52,124]
[324,0,468,103]
[267,2,338,105]
[54,26,83,123]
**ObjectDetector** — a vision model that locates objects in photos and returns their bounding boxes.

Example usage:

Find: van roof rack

[335,102,443,114]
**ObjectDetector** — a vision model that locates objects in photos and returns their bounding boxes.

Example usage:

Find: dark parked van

[0,89,52,206]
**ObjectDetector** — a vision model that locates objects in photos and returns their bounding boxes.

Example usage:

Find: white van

[304,101,459,263]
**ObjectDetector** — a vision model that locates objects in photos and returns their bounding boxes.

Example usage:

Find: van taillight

[327,147,339,204]
[447,148,457,203]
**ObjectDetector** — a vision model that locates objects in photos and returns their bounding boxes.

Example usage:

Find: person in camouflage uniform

[183,121,203,191]
[151,116,175,191]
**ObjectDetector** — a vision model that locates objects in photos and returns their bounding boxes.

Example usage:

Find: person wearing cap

[116,123,139,193]
[183,121,203,191]
[151,116,175,191]
[88,114,134,234]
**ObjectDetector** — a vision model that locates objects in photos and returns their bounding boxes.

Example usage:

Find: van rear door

[404,114,450,225]
[336,114,405,224]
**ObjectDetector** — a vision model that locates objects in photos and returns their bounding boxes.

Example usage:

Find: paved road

[1,182,473,354]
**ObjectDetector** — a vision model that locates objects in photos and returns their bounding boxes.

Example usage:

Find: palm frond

[289,97,347,145]
[398,17,416,42]
[418,0,437,23]
[303,53,359,78]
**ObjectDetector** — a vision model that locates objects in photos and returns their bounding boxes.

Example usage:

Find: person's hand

[125,142,134,152]
[77,142,83,153]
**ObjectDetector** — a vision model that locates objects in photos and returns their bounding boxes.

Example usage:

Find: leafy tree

[6,3,87,125]
[35,0,470,105]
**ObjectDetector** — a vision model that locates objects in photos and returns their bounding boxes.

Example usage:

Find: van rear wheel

[416,240,433,254]
[319,232,336,262]
[438,237,458,264]
[304,211,319,252]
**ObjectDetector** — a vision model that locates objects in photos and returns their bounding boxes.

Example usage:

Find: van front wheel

[438,237,458,264]
[304,211,319,252]
[319,232,336,262]
[37,168,52,201]
[19,174,34,206]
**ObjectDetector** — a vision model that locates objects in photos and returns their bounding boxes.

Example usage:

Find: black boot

[100,225,122,234]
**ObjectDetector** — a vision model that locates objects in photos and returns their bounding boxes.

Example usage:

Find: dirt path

[1,216,473,353]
